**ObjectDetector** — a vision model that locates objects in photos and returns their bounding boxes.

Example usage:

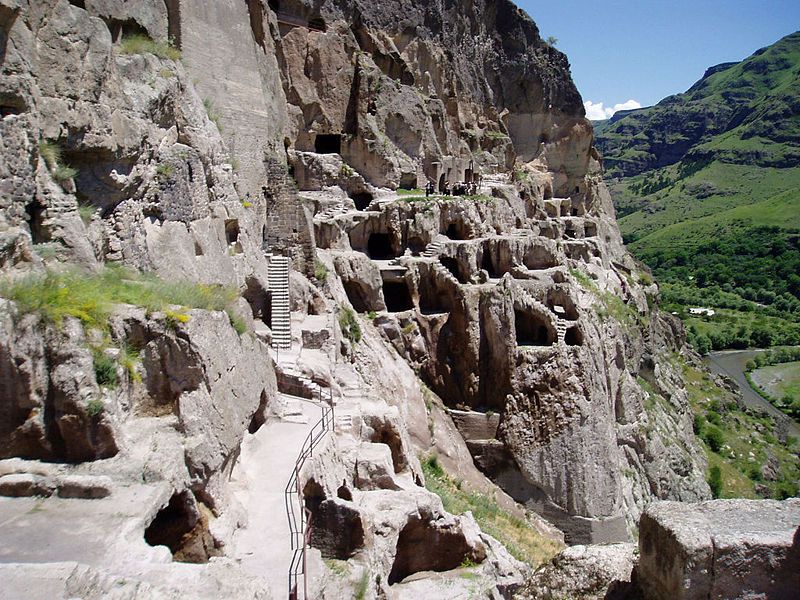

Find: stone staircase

[516,287,566,345]
[317,198,346,220]
[431,259,460,286]
[555,320,568,345]
[421,238,445,258]
[268,255,291,350]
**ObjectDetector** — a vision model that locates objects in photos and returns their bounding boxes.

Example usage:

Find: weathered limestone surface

[274,0,586,190]
[515,543,637,600]
[639,499,800,600]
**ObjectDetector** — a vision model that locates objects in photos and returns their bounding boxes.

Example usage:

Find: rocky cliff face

[1,0,712,597]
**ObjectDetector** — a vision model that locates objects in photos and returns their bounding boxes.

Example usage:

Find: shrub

[692,413,704,435]
[53,164,78,181]
[702,426,725,453]
[86,399,105,417]
[708,465,723,498]
[156,163,174,180]
[119,344,142,384]
[93,352,118,387]
[78,205,97,224]
[39,141,78,181]
[165,309,190,330]
[367,310,377,320]
[338,307,361,343]
[38,141,62,170]
[119,33,181,61]
[314,259,328,282]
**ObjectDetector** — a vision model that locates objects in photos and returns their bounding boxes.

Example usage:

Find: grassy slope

[597,32,800,350]
[420,456,562,568]
[679,356,799,499]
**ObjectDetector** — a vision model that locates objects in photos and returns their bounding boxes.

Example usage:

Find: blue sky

[515,1,800,119]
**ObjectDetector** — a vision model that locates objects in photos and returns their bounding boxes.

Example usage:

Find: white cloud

[583,99,642,120]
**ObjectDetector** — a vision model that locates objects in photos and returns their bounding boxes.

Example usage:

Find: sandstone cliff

[0,0,713,598]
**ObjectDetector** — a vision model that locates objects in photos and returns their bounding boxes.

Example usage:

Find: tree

[708,465,723,499]
[545,36,558,47]
[695,334,712,356]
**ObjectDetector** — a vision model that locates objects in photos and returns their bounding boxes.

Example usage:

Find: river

[704,350,800,438]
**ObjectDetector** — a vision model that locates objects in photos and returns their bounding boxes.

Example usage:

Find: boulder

[639,499,800,600]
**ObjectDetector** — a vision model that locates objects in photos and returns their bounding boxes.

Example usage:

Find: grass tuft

[314,259,328,282]
[203,98,223,132]
[338,306,362,343]
[119,34,181,61]
[93,351,118,387]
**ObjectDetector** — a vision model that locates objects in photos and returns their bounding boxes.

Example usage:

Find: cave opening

[388,517,474,584]
[62,149,137,216]
[369,423,407,473]
[438,173,446,193]
[565,327,583,347]
[445,222,469,241]
[571,207,578,217]
[419,286,452,314]
[143,490,218,563]
[514,310,555,346]
[225,218,243,254]
[367,232,396,260]
[585,222,597,237]
[342,280,370,313]
[308,16,327,32]
[105,18,146,42]
[382,280,414,313]
[304,479,364,559]
[248,389,269,433]
[314,134,341,154]
[351,191,373,211]
[243,276,271,326]
[440,256,468,284]
[25,200,48,244]
[407,236,426,256]
[481,248,499,278]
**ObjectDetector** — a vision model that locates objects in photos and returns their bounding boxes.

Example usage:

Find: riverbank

[704,350,800,439]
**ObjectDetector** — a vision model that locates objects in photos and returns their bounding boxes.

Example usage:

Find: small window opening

[315,134,341,154]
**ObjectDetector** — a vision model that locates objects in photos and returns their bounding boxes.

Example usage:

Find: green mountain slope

[595,32,800,351]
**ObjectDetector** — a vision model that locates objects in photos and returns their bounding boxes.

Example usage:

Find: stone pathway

[230,393,324,600]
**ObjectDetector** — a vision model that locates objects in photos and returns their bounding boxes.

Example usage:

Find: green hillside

[596,32,800,352]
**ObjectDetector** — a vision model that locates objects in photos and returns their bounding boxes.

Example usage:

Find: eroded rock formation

[0,0,756,599]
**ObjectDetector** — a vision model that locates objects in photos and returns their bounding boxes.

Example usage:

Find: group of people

[425,179,481,197]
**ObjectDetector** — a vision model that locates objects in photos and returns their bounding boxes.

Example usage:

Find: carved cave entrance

[315,134,341,154]
[515,310,555,346]
[367,233,396,260]
[351,192,373,211]
[382,280,414,313]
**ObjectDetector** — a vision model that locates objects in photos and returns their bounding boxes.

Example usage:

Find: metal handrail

[285,386,334,600]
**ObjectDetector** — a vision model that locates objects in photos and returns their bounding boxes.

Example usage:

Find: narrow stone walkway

[230,393,323,600]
